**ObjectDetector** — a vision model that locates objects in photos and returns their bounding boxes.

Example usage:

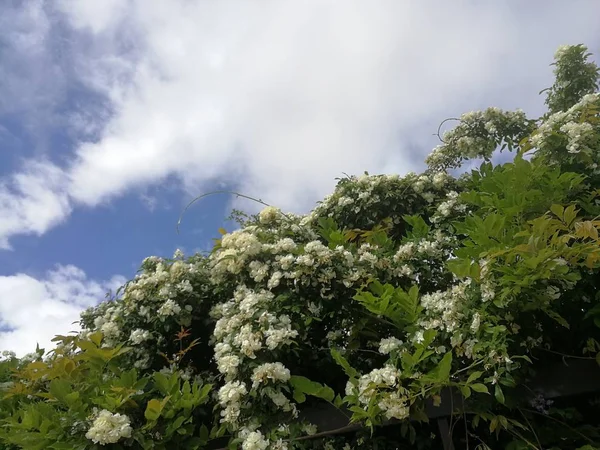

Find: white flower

[326,330,343,341]
[378,337,403,355]
[259,206,280,224]
[432,172,447,187]
[267,271,283,289]
[100,321,120,339]
[301,423,317,435]
[394,243,415,260]
[85,409,132,445]
[233,324,263,358]
[249,261,270,282]
[129,329,152,345]
[271,439,289,450]
[158,299,181,317]
[93,316,105,329]
[356,365,401,404]
[337,196,353,207]
[378,391,409,420]
[413,330,424,344]
[470,313,481,333]
[242,430,269,450]
[481,282,495,301]
[554,44,571,60]
[264,324,298,350]
[177,279,193,293]
[307,302,322,316]
[218,381,248,406]
[251,362,290,388]
[345,381,356,396]
[217,355,241,376]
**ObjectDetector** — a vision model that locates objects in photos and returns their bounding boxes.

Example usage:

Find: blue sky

[1,0,600,355]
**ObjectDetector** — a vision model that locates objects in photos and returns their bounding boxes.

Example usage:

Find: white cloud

[0,265,126,356]
[0,161,71,250]
[1,1,600,245]
[0,1,56,119]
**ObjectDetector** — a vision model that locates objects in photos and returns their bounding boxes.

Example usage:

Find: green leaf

[427,352,452,382]
[544,309,570,329]
[550,204,564,220]
[199,424,210,444]
[563,204,578,226]
[331,348,358,378]
[403,215,430,239]
[289,376,334,403]
[145,399,162,421]
[145,397,170,421]
[494,384,505,404]
[333,394,344,408]
[467,371,483,384]
[459,385,471,399]
[471,383,489,394]
[447,258,474,279]
[88,332,103,347]
[292,389,306,404]
[49,379,72,404]
[153,373,170,395]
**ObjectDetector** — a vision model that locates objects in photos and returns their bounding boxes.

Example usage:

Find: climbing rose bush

[1,44,600,450]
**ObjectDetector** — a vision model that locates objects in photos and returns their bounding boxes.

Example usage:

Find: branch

[177,190,292,234]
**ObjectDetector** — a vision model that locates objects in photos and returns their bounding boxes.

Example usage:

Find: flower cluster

[419,280,470,334]
[426,107,533,170]
[346,365,410,420]
[85,409,132,445]
[78,249,210,372]
[529,92,600,162]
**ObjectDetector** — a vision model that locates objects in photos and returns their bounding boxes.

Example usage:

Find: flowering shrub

[1,44,600,450]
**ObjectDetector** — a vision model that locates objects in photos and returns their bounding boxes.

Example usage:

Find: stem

[522,408,595,445]
[435,117,461,143]
[534,347,594,361]
[518,408,542,450]
[176,190,292,234]
[506,428,540,450]
[315,347,382,357]
[467,431,492,450]
[453,358,485,377]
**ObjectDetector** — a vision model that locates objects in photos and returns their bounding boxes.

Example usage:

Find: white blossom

[378,337,403,355]
[242,431,269,450]
[251,362,290,388]
[85,410,132,445]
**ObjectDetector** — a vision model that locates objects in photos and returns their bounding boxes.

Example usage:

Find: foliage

[1,44,600,450]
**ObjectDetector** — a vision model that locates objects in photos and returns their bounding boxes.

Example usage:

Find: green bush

[1,44,600,450]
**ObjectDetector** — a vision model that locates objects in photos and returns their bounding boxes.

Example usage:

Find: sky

[1,0,599,356]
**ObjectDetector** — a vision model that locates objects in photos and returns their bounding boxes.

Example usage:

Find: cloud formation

[0,161,71,249]
[0,265,125,356]
[2,1,600,247]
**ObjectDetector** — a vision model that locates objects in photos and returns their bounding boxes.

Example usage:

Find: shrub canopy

[1,44,600,450]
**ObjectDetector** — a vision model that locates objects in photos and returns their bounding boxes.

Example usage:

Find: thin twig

[435,117,461,143]
[316,347,382,357]
[518,408,542,450]
[505,427,540,450]
[522,408,595,445]
[176,190,292,234]
[534,347,594,366]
